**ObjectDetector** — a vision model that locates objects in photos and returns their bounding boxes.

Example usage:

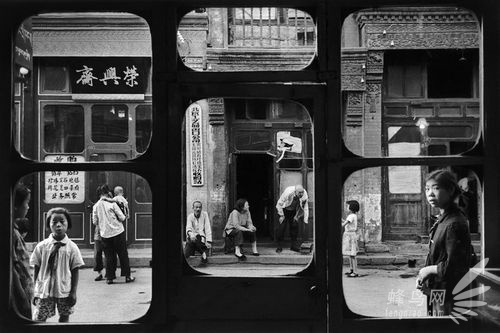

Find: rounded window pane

[178,8,316,71]
[342,167,481,318]
[341,7,480,157]
[14,13,152,161]
[11,172,152,322]
[182,98,313,276]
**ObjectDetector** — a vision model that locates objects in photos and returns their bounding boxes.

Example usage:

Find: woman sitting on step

[224,198,260,260]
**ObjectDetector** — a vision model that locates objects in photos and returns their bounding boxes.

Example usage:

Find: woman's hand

[249,225,256,232]
[416,265,437,289]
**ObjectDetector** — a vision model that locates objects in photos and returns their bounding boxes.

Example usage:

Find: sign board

[44,155,85,204]
[14,20,33,70]
[69,57,150,94]
[188,103,204,186]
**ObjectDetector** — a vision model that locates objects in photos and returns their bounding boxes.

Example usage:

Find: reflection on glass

[135,176,152,203]
[342,167,481,317]
[91,105,129,143]
[12,172,152,322]
[183,98,313,276]
[341,7,480,157]
[41,66,69,93]
[44,105,84,153]
[178,8,316,71]
[14,13,152,161]
[136,105,152,154]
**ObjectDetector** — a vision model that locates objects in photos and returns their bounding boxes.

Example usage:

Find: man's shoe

[126,276,136,283]
[276,247,283,253]
[290,247,301,253]
[106,279,114,284]
[252,252,260,256]
[94,274,103,281]
[201,257,208,264]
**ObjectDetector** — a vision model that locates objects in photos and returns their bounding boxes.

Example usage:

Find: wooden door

[383,125,427,240]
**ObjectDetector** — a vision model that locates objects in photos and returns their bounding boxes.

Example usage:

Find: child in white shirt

[30,207,84,322]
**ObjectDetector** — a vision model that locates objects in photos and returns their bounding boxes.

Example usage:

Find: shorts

[34,297,74,320]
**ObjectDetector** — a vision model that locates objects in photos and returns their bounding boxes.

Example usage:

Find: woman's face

[425,179,454,209]
[243,201,249,212]
[15,193,30,219]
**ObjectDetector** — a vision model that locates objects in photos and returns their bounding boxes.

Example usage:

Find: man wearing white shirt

[92,184,135,284]
[275,184,309,253]
[184,201,212,264]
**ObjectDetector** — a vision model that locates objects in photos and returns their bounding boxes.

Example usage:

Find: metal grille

[228,8,316,47]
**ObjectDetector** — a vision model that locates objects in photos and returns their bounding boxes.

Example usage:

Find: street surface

[32,265,432,323]
[41,268,152,323]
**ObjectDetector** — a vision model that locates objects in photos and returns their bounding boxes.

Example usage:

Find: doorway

[236,154,274,240]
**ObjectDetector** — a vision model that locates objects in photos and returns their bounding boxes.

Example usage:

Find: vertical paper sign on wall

[188,103,204,186]
[44,155,85,203]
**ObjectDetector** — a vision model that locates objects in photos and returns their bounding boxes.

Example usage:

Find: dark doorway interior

[236,154,274,239]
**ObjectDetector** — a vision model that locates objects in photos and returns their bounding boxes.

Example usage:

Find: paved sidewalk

[343,266,428,318]
[39,268,152,323]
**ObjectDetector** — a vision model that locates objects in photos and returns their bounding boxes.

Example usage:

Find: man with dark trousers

[275,184,309,253]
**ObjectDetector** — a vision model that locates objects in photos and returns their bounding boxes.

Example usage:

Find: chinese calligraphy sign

[44,155,85,204]
[70,57,150,94]
[188,103,204,186]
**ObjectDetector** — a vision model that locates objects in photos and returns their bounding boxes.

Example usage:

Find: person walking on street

[416,169,472,316]
[275,184,309,253]
[92,184,135,284]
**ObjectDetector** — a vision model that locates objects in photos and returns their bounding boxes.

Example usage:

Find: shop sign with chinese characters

[44,155,85,204]
[69,57,150,94]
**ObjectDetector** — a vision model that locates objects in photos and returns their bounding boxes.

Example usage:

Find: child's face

[49,213,68,239]
[425,179,453,209]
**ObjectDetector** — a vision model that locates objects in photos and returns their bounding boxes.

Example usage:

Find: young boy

[30,207,84,322]
[113,186,129,219]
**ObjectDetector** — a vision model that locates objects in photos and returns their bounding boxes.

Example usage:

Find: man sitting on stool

[184,201,212,264]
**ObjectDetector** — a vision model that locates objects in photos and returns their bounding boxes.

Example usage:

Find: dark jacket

[424,204,471,298]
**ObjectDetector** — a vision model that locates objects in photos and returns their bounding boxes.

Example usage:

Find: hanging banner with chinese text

[188,103,204,186]
[44,155,85,204]
[69,57,150,94]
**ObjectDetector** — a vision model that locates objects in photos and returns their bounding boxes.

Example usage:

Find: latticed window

[228,8,315,47]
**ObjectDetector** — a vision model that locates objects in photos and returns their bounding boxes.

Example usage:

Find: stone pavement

[343,266,428,318]
[34,265,431,323]
[40,267,152,323]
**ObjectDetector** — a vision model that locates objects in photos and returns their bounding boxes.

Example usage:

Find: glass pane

[91,105,129,143]
[178,8,316,71]
[135,105,152,154]
[183,98,313,276]
[11,172,152,322]
[342,167,481,318]
[14,13,152,161]
[341,7,480,157]
[135,175,152,203]
[44,105,84,153]
[40,66,69,93]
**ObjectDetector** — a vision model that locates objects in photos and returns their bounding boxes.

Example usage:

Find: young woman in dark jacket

[416,169,472,316]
